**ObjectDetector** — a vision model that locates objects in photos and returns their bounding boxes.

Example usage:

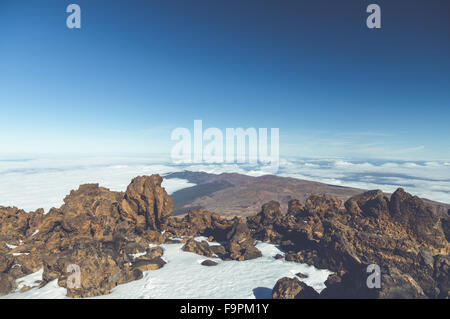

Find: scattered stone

[201,260,218,266]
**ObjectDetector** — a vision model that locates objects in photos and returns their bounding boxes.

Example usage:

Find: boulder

[389,188,446,247]
[133,257,166,271]
[226,219,262,261]
[287,199,304,216]
[201,260,218,266]
[182,238,215,257]
[272,277,319,299]
[120,175,173,231]
[345,190,389,218]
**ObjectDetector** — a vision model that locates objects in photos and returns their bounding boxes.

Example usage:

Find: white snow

[1,241,332,299]
[12,252,30,256]
[5,243,17,249]
[15,268,43,292]
[129,251,147,259]
[31,229,39,236]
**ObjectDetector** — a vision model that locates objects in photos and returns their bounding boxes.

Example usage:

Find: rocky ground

[0,175,448,298]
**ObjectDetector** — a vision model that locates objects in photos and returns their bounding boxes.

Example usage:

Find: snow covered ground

[1,240,332,299]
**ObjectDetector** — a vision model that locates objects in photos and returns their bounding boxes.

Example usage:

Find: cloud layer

[0,155,449,212]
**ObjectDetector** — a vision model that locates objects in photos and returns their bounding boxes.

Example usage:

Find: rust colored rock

[226,219,262,261]
[272,277,319,299]
[287,199,304,216]
[345,190,389,219]
[390,188,446,247]
[181,238,215,257]
[305,194,342,215]
[121,175,173,231]
[0,273,16,296]
[133,257,166,272]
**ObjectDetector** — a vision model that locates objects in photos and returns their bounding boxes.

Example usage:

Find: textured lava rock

[272,277,319,299]
[120,175,173,231]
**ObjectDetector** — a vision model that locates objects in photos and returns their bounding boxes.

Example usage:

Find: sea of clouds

[0,154,449,212]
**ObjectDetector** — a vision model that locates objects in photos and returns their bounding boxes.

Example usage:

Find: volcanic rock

[226,219,262,261]
[120,175,173,231]
[201,260,218,266]
[182,238,215,257]
[272,277,319,299]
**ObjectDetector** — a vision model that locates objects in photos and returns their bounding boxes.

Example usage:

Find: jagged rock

[442,217,450,242]
[389,188,446,247]
[120,175,173,231]
[296,272,308,279]
[42,240,139,298]
[133,257,166,271]
[0,273,15,296]
[255,201,282,225]
[287,199,304,216]
[379,266,427,299]
[269,188,449,299]
[272,277,302,299]
[166,209,233,241]
[0,206,43,243]
[0,175,176,298]
[201,260,218,266]
[272,277,319,299]
[226,219,262,261]
[274,254,284,259]
[210,244,227,257]
[144,246,164,259]
[434,255,450,298]
[181,238,215,257]
[305,195,341,216]
[345,190,389,218]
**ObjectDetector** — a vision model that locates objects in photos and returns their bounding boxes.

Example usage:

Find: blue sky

[0,0,449,159]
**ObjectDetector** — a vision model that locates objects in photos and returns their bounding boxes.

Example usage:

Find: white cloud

[0,155,449,213]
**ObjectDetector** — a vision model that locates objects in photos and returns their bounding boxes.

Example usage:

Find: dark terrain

[166,171,450,217]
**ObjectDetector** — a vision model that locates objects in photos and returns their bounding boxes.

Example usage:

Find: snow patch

[1,242,332,299]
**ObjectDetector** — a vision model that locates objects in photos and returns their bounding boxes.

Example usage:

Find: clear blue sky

[0,0,449,160]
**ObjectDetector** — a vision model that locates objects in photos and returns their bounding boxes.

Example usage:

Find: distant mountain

[165,171,450,217]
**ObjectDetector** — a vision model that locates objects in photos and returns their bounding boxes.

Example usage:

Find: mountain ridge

[166,171,450,217]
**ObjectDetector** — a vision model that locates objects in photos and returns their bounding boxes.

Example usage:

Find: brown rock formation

[272,277,319,299]
[120,175,173,231]
[269,189,449,299]
[0,175,174,297]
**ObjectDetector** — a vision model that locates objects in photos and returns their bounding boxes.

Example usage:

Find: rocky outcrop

[270,189,449,299]
[0,206,44,244]
[389,188,446,248]
[0,175,173,297]
[272,277,319,299]
[120,175,173,231]
[42,240,143,298]
[344,190,389,218]
[167,209,233,241]
[225,218,262,261]
[181,238,216,257]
